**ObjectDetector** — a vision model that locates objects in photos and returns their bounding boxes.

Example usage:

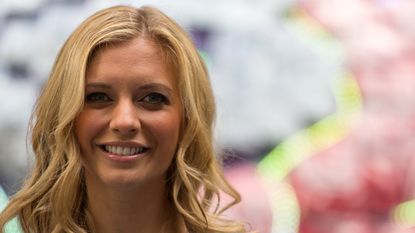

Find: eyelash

[86,92,110,103]
[142,93,168,105]
[85,92,168,105]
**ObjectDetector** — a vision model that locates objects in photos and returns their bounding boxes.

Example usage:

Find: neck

[85,177,177,233]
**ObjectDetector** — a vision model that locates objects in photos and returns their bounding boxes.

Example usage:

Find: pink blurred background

[225,1,415,232]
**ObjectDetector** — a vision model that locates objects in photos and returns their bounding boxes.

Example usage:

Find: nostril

[109,115,141,134]
[111,124,140,135]
[109,102,141,133]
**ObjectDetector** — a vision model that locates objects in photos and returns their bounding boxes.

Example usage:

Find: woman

[0,5,248,233]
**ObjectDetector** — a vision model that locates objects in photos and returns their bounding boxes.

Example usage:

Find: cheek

[75,110,104,150]
[147,110,182,148]
[157,114,181,140]
[75,112,89,152]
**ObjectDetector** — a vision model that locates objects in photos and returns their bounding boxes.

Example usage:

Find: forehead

[86,37,177,85]
[89,38,162,68]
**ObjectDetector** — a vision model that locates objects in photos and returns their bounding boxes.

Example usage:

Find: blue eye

[142,93,168,104]
[86,92,110,103]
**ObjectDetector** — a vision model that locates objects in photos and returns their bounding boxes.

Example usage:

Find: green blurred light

[258,74,362,183]
[394,199,415,228]
[0,186,22,233]
[198,50,212,67]
[257,6,363,233]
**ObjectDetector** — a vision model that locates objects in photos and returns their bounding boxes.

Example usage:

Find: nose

[109,99,140,135]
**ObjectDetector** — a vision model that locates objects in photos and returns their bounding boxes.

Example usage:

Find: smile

[101,145,149,156]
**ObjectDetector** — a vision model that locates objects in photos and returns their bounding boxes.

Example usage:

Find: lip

[100,141,148,148]
[97,141,150,163]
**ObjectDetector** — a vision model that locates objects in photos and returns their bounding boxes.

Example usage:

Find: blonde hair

[0,5,247,233]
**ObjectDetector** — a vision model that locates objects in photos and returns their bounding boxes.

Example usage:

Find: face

[75,37,182,190]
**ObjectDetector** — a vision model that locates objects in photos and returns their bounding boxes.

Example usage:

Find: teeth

[104,145,145,156]
[122,147,130,155]
[116,147,122,154]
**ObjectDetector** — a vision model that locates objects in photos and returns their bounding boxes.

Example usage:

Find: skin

[75,37,183,233]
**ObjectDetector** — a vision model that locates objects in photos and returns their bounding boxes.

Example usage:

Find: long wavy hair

[0,5,247,233]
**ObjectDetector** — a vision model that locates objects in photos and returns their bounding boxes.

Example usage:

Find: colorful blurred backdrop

[1,0,415,232]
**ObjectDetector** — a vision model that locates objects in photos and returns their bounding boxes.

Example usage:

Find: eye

[86,92,111,103]
[141,93,168,105]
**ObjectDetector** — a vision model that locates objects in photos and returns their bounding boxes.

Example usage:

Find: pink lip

[101,141,148,148]
[97,141,150,163]
[106,153,142,163]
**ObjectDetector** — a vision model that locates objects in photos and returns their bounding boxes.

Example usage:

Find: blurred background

[1,0,415,232]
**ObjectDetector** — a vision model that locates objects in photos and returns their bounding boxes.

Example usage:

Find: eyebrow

[85,82,112,89]
[85,82,174,95]
[139,83,174,95]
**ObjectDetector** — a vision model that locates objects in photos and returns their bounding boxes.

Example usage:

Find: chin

[86,168,165,191]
